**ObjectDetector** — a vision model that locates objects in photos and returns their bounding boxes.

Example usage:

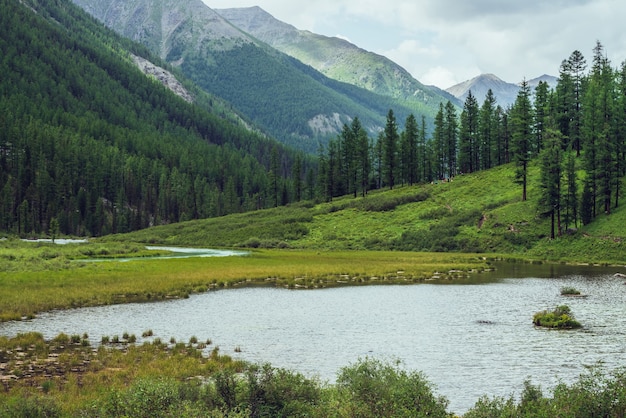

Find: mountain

[446,74,558,107]
[0,0,301,237]
[71,0,423,152]
[217,6,457,112]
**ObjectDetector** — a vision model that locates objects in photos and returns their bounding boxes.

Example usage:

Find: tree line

[314,41,626,238]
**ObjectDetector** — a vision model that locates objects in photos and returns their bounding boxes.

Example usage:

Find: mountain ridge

[216,6,456,110]
[72,0,430,152]
[446,73,558,106]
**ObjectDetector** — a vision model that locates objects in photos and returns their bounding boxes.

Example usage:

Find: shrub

[0,395,61,417]
[242,363,321,417]
[533,305,581,329]
[334,358,448,417]
[560,286,581,295]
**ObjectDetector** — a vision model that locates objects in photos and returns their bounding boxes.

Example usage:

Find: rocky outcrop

[131,54,193,103]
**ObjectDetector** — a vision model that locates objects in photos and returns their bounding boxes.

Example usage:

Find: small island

[560,286,587,297]
[533,305,582,329]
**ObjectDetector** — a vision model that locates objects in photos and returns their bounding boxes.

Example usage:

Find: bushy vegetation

[533,305,582,329]
[465,368,626,418]
[1,333,625,417]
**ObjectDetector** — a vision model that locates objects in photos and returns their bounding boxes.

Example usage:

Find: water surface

[2,263,625,413]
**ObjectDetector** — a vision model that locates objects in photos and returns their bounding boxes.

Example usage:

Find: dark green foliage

[0,0,308,237]
[180,43,413,153]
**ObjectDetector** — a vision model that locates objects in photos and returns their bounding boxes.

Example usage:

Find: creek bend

[1,262,625,413]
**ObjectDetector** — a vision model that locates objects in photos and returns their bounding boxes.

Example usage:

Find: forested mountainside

[216,6,455,117]
[70,0,426,153]
[0,0,307,237]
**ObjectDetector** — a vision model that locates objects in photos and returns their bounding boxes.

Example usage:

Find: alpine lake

[1,249,625,414]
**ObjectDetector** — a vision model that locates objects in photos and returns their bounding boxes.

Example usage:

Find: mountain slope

[217,6,456,113]
[0,0,299,236]
[71,0,421,152]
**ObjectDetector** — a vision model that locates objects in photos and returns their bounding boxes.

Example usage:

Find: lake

[1,262,625,414]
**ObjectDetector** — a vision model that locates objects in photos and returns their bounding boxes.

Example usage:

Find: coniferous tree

[511,79,533,201]
[567,50,587,155]
[495,105,511,166]
[403,114,419,185]
[352,117,371,197]
[459,91,479,174]
[383,109,399,189]
[479,89,498,170]
[432,103,446,180]
[418,115,429,183]
[533,81,551,155]
[444,101,459,179]
[582,41,616,217]
[538,130,564,239]
[564,152,579,229]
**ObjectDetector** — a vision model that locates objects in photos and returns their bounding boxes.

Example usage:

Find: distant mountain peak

[446,73,557,107]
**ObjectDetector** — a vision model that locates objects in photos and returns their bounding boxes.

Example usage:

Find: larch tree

[511,79,533,201]
[383,109,399,189]
[538,130,564,239]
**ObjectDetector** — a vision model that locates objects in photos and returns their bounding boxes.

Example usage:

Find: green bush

[465,367,626,417]
[533,305,581,329]
[333,358,449,417]
[0,395,61,418]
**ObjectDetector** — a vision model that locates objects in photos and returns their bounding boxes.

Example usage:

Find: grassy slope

[104,162,626,265]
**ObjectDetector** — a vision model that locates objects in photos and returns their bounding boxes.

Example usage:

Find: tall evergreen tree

[403,114,419,185]
[567,50,587,155]
[538,130,564,239]
[432,103,446,180]
[533,81,551,155]
[564,151,578,229]
[511,79,533,201]
[458,91,479,174]
[445,101,459,179]
[383,109,399,189]
[479,89,498,170]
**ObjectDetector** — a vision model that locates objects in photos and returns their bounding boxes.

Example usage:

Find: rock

[131,54,194,103]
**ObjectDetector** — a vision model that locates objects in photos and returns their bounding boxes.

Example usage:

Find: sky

[204,0,626,89]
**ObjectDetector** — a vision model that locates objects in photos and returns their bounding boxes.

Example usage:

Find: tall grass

[0,248,487,320]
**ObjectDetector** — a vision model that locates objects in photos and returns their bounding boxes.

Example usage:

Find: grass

[0,247,488,321]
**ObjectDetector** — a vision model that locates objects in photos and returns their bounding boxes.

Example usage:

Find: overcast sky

[204,0,626,89]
